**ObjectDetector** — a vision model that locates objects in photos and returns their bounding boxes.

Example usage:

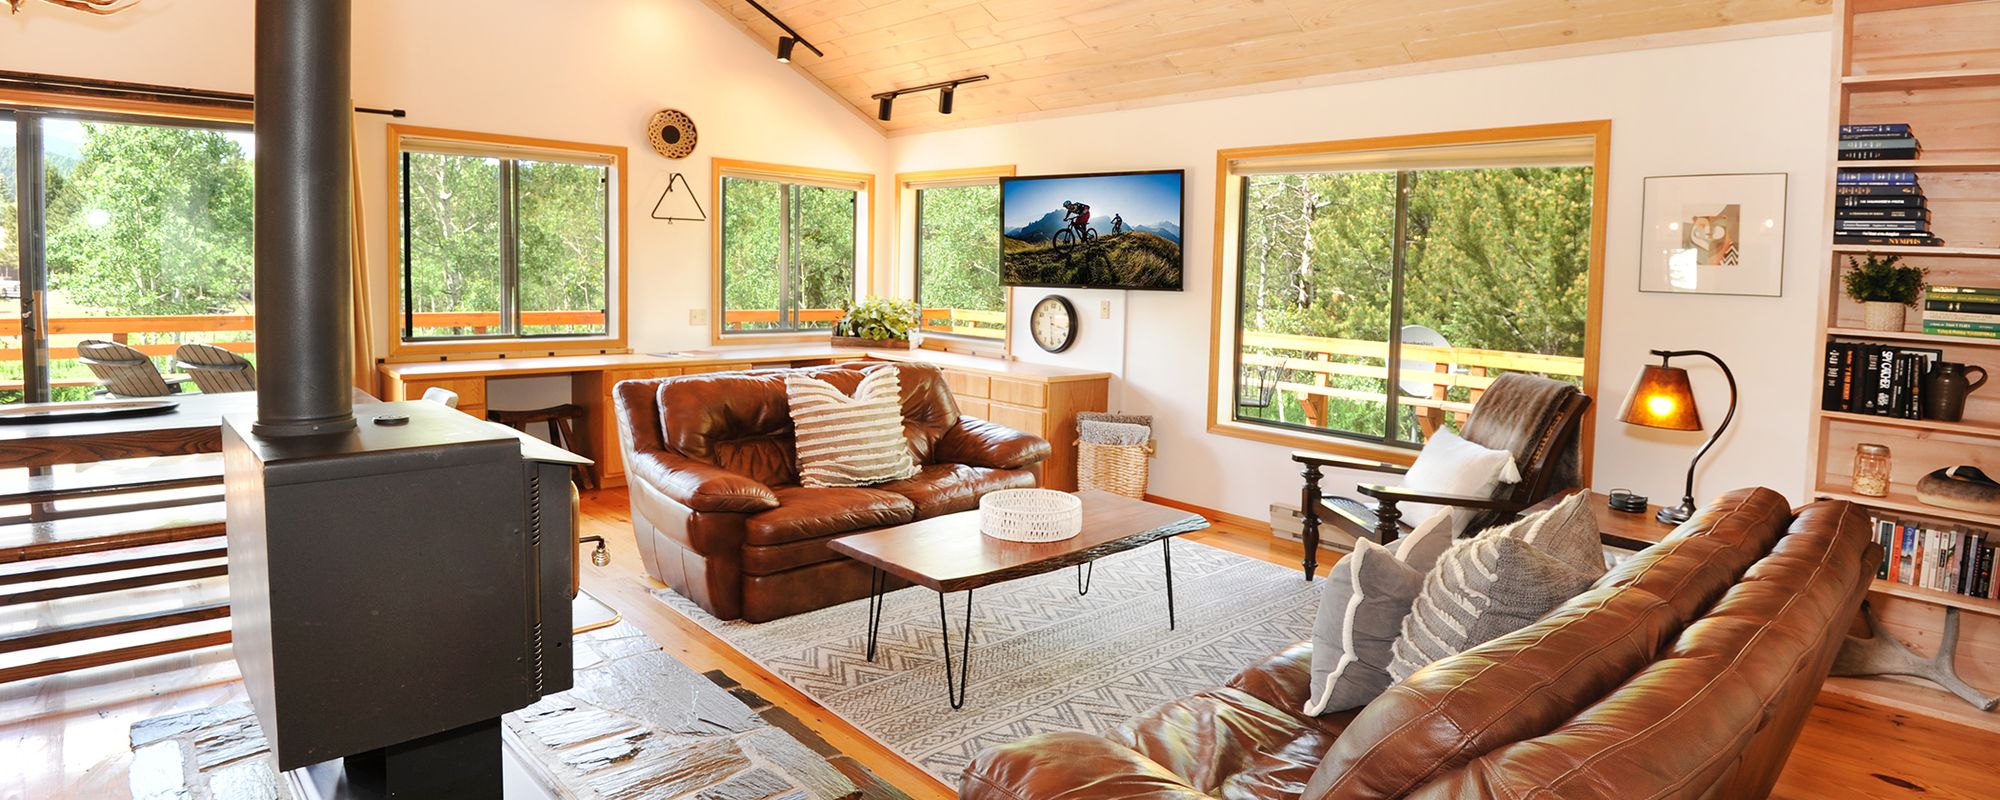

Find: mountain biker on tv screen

[1111,213,1124,235]
[1061,200,1091,234]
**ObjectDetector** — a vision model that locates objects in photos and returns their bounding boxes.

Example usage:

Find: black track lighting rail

[745,0,823,59]
[872,75,989,120]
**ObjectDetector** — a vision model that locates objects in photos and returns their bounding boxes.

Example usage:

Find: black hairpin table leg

[1163,537,1175,630]
[939,589,974,710]
[864,567,885,661]
[1076,561,1094,595]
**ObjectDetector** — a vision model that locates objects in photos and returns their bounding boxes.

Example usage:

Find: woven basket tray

[979,489,1083,542]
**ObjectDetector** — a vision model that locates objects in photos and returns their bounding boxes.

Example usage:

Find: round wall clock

[646,109,698,159]
[1029,295,1077,353]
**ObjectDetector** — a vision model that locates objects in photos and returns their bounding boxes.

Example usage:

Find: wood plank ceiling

[696,0,1830,134]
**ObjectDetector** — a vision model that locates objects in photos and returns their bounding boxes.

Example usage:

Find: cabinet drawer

[990,377,1047,408]
[944,370,991,399]
[957,397,992,419]
[987,403,1048,437]
[405,377,485,410]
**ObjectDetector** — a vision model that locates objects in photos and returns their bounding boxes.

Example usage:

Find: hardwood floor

[2,486,1995,798]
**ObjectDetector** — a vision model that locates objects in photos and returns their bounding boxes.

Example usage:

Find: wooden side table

[1524,489,1677,551]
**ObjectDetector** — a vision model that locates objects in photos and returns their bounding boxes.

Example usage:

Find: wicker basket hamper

[1076,413,1154,499]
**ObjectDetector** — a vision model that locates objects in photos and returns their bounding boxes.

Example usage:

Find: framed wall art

[1639,173,1788,296]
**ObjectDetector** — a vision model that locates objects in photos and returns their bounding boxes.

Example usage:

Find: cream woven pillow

[786,370,920,488]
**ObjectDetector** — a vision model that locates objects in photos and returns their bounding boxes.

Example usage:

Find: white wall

[890,31,1835,521]
[2,0,889,413]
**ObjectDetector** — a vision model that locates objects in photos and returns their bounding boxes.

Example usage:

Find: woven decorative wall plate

[646,109,697,159]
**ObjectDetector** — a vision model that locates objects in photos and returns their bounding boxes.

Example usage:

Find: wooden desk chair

[173,343,258,394]
[77,340,186,398]
[487,404,599,490]
[1292,373,1591,578]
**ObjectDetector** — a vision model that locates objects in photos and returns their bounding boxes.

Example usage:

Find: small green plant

[834,297,921,341]
[1843,253,1927,306]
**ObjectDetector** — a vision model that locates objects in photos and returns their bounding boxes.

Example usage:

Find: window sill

[388,334,625,360]
[917,333,1007,359]
[1206,418,1419,468]
[711,331,835,346]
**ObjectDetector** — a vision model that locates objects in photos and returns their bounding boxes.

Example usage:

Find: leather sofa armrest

[961,733,1213,800]
[625,450,779,513]
[937,416,1053,471]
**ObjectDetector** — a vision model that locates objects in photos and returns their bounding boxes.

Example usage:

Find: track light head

[938,85,955,115]
[877,95,894,121]
[776,36,796,63]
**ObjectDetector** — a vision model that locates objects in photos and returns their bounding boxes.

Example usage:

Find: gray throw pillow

[1303,539,1426,716]
[1388,533,1597,683]
[1489,490,1607,578]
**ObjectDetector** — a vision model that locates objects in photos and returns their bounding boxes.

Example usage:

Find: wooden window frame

[710,157,875,345]
[896,165,1015,358]
[386,124,629,359]
[1207,121,1610,473]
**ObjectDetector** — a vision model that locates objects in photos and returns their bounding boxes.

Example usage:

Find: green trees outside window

[720,175,858,334]
[399,149,610,340]
[1234,166,1593,447]
[915,183,1006,341]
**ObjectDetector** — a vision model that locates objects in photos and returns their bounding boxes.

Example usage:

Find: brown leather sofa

[614,362,1051,622]
[963,488,1877,799]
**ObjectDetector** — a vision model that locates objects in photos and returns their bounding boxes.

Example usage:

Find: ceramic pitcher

[1923,362,1988,422]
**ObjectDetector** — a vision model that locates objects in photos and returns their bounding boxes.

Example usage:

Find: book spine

[1837,195,1926,208]
[1835,220,1929,232]
[1923,318,2000,331]
[1904,522,1920,586]
[1925,299,2000,314]
[1841,123,1913,136]
[1923,324,2000,338]
[1836,234,1942,246]
[1823,342,1845,411]
[1839,137,1921,150]
[1837,170,1919,184]
[1980,545,1996,598]
[1929,285,2000,300]
[1875,518,1894,580]
[1835,208,1928,220]
[1924,311,2000,325]
[1839,148,1920,161]
[1890,522,1905,583]
[1835,185,1923,197]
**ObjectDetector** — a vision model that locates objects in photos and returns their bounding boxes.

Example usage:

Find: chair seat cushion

[874,463,1037,519]
[1111,687,1336,798]
[744,485,916,546]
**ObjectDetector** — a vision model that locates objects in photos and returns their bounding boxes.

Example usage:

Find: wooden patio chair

[77,340,186,398]
[173,343,258,394]
[1291,372,1591,578]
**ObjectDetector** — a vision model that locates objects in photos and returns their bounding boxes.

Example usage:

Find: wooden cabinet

[578,367,682,485]
[940,368,1107,492]
[385,377,486,419]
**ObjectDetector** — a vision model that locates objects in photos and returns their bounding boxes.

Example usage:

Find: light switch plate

[1099,300,1111,319]
[690,308,710,326]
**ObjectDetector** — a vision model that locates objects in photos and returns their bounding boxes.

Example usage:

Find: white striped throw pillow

[785,370,921,488]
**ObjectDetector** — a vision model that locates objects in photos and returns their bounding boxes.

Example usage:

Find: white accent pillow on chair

[1394,430,1521,527]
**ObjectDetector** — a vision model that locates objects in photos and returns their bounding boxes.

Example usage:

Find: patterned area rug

[654,539,1320,786]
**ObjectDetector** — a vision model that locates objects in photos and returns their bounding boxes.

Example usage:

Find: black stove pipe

[252,0,357,437]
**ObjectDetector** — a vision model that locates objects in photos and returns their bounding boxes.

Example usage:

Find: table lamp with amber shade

[1619,349,1736,524]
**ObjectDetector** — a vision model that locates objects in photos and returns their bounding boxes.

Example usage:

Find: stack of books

[1822,340,1941,417]
[1836,168,1939,247]
[1839,122,1920,161]
[1868,511,1997,600]
[1925,285,2000,339]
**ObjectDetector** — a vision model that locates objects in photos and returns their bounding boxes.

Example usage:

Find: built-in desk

[378,346,1113,490]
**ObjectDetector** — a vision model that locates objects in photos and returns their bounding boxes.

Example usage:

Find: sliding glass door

[1,108,254,403]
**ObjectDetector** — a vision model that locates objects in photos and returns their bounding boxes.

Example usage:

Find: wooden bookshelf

[1812,0,2000,730]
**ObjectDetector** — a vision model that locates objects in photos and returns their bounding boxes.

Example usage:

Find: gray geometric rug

[654,539,1320,787]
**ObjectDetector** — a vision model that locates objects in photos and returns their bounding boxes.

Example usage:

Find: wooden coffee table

[828,490,1208,709]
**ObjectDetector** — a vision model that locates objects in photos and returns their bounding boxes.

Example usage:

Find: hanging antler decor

[9,0,143,15]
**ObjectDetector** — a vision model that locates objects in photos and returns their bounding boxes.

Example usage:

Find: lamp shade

[1620,363,1703,431]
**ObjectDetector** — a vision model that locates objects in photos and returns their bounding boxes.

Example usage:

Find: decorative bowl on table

[979,489,1082,542]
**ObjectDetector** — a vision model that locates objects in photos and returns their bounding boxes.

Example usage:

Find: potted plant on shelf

[1843,253,1927,332]
[832,297,921,348]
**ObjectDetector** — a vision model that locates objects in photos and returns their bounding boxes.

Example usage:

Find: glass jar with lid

[1853,443,1891,498]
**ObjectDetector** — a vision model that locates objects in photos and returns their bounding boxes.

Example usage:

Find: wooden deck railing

[1238,330,1585,433]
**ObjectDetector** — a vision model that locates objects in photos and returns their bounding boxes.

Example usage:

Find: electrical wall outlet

[689,308,710,326]
[1099,300,1112,319]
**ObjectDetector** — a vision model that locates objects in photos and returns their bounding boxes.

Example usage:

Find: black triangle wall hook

[650,172,707,223]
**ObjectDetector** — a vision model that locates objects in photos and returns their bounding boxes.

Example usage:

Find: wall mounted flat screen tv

[999,170,1184,291]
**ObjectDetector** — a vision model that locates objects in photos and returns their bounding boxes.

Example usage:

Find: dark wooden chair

[173,343,258,394]
[77,339,187,398]
[1292,373,1591,578]
[487,404,599,490]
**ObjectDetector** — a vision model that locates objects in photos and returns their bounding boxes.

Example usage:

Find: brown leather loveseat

[963,488,1876,799]
[615,362,1051,622]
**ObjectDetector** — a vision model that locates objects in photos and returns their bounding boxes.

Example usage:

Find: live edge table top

[828,490,1209,594]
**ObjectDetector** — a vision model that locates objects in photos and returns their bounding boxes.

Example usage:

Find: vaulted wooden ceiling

[697,0,1828,134]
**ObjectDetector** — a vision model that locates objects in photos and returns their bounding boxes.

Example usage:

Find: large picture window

[714,160,871,340]
[1213,124,1607,462]
[389,126,625,354]
[915,182,1006,342]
